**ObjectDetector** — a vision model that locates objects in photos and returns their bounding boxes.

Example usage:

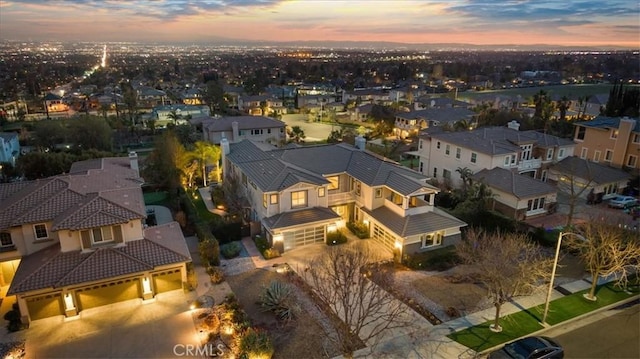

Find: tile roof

[0,156,145,232]
[362,206,467,238]
[549,156,632,185]
[262,207,341,230]
[8,222,191,295]
[228,140,436,195]
[472,167,556,199]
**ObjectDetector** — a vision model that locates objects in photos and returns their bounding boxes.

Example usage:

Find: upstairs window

[0,232,13,249]
[611,130,619,139]
[291,190,307,208]
[455,148,461,159]
[546,148,553,160]
[327,176,339,190]
[270,194,279,204]
[445,144,450,155]
[470,152,477,163]
[34,224,48,240]
[576,126,586,140]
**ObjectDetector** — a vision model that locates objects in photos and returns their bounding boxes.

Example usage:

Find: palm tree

[167,109,182,126]
[190,141,221,186]
[557,96,570,121]
[456,167,474,192]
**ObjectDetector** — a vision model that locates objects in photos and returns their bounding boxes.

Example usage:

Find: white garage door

[372,224,396,251]
[283,226,325,251]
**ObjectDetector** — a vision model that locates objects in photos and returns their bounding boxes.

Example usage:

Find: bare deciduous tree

[301,245,411,358]
[566,220,640,301]
[456,228,553,332]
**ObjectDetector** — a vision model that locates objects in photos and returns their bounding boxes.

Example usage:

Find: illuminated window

[318,187,325,197]
[327,176,339,190]
[611,130,619,139]
[270,194,278,204]
[375,188,383,198]
[421,232,443,248]
[291,190,307,208]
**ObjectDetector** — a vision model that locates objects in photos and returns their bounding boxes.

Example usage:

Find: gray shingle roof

[549,156,632,185]
[263,207,341,230]
[8,222,191,295]
[362,206,467,238]
[471,167,556,199]
[229,140,435,195]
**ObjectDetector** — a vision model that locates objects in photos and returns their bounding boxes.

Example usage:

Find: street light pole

[541,231,586,326]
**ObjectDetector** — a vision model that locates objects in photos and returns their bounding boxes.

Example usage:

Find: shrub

[326,230,348,245]
[220,241,242,259]
[259,281,299,322]
[346,221,370,239]
[199,238,221,266]
[4,303,22,332]
[238,328,274,359]
[254,235,269,252]
[402,246,460,271]
[212,221,242,244]
[263,248,281,259]
[207,266,225,284]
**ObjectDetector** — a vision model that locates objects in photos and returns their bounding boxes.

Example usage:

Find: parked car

[488,336,564,359]
[608,195,639,209]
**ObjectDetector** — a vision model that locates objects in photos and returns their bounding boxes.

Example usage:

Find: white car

[608,195,638,209]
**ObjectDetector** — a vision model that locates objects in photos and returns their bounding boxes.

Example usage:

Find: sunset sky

[1,0,638,48]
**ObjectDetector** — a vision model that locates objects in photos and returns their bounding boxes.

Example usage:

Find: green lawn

[143,191,169,205]
[448,281,640,352]
[189,190,219,222]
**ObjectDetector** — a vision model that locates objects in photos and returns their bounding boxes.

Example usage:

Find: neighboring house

[44,93,69,113]
[181,87,204,105]
[0,154,191,324]
[573,116,640,172]
[351,103,374,121]
[394,108,476,139]
[0,132,20,165]
[413,97,473,110]
[221,138,467,258]
[569,94,608,118]
[548,156,632,201]
[416,122,575,188]
[472,167,557,221]
[202,116,286,145]
[342,89,392,106]
[297,94,335,111]
[151,104,210,128]
[238,95,281,116]
[136,86,168,108]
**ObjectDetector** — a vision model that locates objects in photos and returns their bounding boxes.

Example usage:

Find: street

[281,114,336,142]
[544,301,639,358]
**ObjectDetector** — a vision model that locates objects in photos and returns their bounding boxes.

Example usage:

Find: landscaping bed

[225,268,341,358]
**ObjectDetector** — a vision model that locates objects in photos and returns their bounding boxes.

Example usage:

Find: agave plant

[259,280,299,321]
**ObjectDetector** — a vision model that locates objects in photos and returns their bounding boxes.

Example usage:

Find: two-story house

[0,132,20,166]
[573,116,640,174]
[202,116,287,146]
[238,95,281,116]
[0,153,191,324]
[221,137,467,259]
[416,122,575,188]
[394,108,476,139]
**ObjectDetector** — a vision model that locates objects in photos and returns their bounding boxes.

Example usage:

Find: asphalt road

[281,114,336,142]
[543,300,640,358]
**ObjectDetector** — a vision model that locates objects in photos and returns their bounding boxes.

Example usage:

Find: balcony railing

[328,191,355,206]
[518,157,542,172]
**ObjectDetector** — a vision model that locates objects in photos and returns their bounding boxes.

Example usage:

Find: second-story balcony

[328,190,355,206]
[518,157,542,172]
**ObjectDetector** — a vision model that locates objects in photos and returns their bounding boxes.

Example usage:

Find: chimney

[221,137,230,180]
[355,136,366,150]
[232,121,239,142]
[507,120,520,131]
[128,151,139,175]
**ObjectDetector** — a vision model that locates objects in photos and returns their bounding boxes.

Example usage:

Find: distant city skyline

[1,0,638,49]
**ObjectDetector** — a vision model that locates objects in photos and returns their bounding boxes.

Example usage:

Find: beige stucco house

[221,137,467,259]
[0,153,191,324]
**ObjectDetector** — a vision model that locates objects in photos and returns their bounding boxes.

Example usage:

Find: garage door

[26,293,63,321]
[372,224,396,251]
[153,269,182,293]
[283,226,325,251]
[76,278,140,311]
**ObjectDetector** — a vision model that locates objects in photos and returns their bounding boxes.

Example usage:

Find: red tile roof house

[0,153,191,324]
[221,137,467,258]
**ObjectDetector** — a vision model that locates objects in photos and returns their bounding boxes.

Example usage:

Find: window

[445,144,450,155]
[611,129,619,139]
[263,194,267,208]
[267,128,272,134]
[511,155,516,165]
[558,149,565,158]
[504,156,510,166]
[433,168,437,177]
[421,232,443,248]
[318,187,325,197]
[270,194,278,204]
[419,162,424,173]
[0,232,13,248]
[527,197,545,211]
[34,224,48,240]
[291,190,307,208]
[443,169,451,179]
[436,141,441,149]
[375,188,383,198]
[455,148,461,159]
[576,126,586,141]
[327,176,339,190]
[633,133,640,144]
[470,152,477,163]
[546,148,553,160]
[580,147,588,159]
[604,149,613,162]
[593,150,601,163]
[628,155,638,168]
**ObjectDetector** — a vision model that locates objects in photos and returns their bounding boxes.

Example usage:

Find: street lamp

[541,231,586,326]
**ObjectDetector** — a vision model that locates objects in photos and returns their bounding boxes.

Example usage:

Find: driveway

[21,290,199,358]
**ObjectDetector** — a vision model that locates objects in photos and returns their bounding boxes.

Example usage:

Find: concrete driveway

[22,290,200,359]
